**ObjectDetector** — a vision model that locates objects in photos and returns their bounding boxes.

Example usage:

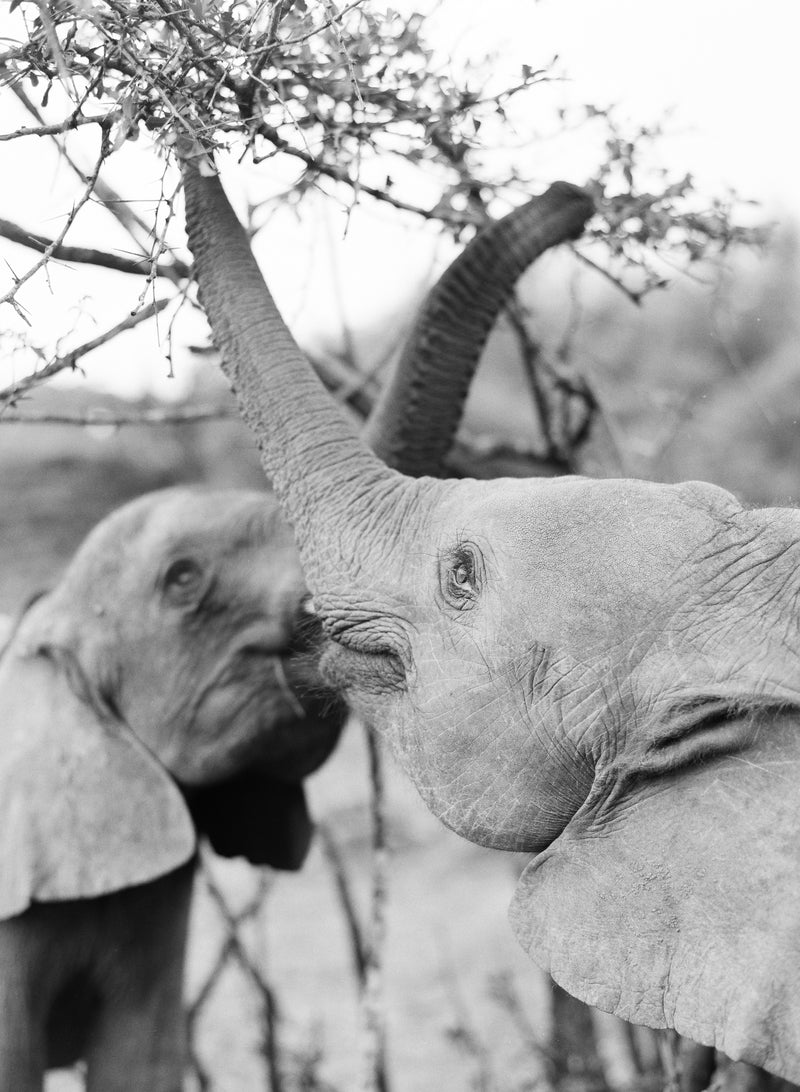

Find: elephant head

[0,487,343,918]
[181,153,800,1083]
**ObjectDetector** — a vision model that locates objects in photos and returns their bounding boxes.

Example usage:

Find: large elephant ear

[0,641,196,919]
[187,775,312,871]
[509,709,800,1084]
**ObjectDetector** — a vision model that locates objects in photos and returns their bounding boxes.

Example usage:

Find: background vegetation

[1,2,798,1089]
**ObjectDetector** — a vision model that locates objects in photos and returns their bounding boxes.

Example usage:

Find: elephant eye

[162,558,204,604]
[442,543,482,610]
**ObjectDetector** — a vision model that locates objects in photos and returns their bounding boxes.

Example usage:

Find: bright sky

[1,0,798,399]
[434,0,800,214]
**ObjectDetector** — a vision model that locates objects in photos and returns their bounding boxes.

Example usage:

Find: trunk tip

[545,180,596,222]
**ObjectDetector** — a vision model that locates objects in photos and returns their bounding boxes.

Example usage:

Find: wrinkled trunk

[364,182,593,476]
[182,154,405,596]
[182,151,593,604]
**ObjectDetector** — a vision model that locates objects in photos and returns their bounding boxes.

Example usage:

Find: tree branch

[0,112,111,141]
[1,127,112,311]
[0,217,190,280]
[0,296,172,409]
[0,404,233,426]
[252,120,484,229]
[10,83,155,253]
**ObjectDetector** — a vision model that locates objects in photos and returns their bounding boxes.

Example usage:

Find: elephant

[0,178,591,1090]
[0,486,343,1091]
[178,148,800,1085]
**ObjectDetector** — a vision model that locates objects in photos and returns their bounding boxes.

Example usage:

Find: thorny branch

[0,404,235,426]
[8,81,156,250]
[0,122,111,315]
[0,216,190,280]
[197,858,286,1092]
[0,1,767,413]
[318,824,369,983]
[0,296,172,410]
[359,724,391,1092]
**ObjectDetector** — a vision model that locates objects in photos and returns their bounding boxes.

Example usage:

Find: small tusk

[302,596,316,615]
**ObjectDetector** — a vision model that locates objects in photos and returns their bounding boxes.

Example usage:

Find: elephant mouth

[234,608,332,715]
[319,639,407,694]
[235,642,336,722]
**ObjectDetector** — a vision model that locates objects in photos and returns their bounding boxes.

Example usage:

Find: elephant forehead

[431,476,747,658]
[61,488,288,589]
[446,475,734,588]
[135,488,286,553]
[444,475,734,551]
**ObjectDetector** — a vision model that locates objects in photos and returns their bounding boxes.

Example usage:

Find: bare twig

[10,84,155,253]
[0,296,172,409]
[572,246,644,305]
[200,860,285,1092]
[488,970,557,1091]
[0,112,111,141]
[436,932,496,1092]
[282,0,367,46]
[133,172,185,310]
[657,1030,682,1092]
[0,404,234,426]
[506,293,553,447]
[1,127,111,310]
[318,823,368,983]
[0,216,190,280]
[359,724,391,1092]
[252,120,484,229]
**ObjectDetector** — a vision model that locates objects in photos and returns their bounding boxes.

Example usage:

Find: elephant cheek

[386,697,593,853]
[165,683,272,784]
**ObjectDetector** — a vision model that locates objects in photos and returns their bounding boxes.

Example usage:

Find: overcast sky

[433,0,800,213]
[1,0,798,399]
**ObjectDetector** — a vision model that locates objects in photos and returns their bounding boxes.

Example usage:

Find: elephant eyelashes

[161,558,205,606]
[441,543,483,610]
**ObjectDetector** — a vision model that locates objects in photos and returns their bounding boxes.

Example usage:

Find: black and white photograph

[1,2,799,1089]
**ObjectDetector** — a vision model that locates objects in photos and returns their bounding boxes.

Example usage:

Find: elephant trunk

[364,182,594,476]
[181,155,409,595]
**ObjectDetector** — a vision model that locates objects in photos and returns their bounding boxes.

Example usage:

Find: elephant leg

[84,865,193,1092]
[0,919,49,1092]
[84,990,186,1092]
[0,995,45,1092]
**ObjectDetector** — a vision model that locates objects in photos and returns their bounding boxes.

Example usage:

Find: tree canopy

[0,1,765,430]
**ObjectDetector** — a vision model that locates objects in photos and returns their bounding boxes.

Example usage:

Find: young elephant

[182,153,800,1084]
[0,487,342,1092]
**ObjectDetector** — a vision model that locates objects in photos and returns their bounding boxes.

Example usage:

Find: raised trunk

[182,153,593,611]
[364,182,594,476]
[181,154,405,593]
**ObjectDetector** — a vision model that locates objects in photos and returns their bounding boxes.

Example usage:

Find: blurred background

[1,1,799,1088]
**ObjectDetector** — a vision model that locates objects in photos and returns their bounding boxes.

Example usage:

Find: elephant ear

[0,642,196,919]
[187,774,312,871]
[509,708,800,1084]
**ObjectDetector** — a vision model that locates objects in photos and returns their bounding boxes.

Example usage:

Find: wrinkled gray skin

[0,175,589,1091]
[182,153,800,1084]
[0,488,341,1092]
